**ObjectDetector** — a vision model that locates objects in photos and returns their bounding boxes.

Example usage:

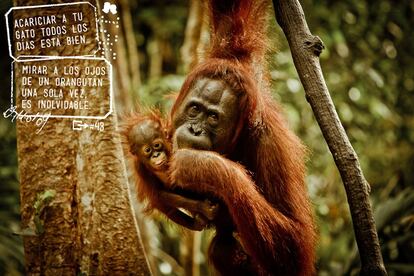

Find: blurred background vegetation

[0,0,413,275]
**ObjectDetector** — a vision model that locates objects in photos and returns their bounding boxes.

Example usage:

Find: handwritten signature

[3,106,50,134]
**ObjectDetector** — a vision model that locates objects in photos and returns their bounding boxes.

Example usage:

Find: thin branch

[272,0,387,275]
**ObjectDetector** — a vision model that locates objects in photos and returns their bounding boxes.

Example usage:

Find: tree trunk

[196,6,210,65]
[180,0,204,73]
[119,0,142,93]
[272,1,387,275]
[177,3,206,274]
[98,0,142,112]
[98,0,133,113]
[147,36,163,80]
[13,0,151,274]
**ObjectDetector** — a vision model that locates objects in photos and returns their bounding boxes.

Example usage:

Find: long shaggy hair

[168,0,316,275]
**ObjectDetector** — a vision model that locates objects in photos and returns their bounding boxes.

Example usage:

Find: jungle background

[0,0,413,275]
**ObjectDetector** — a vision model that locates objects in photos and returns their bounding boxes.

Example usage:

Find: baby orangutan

[122,110,217,230]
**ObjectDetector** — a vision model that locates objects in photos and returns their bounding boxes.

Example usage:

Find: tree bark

[196,6,210,65]
[180,0,204,73]
[98,0,133,113]
[14,0,151,274]
[272,1,387,275]
[120,0,142,92]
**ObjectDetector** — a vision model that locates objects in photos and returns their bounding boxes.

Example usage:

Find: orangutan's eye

[188,104,201,117]
[142,145,152,156]
[207,112,219,126]
[153,142,163,150]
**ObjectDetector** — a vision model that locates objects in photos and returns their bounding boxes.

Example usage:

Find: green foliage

[0,0,412,274]
[0,1,24,274]
[276,0,414,274]
[32,189,56,235]
[136,0,414,275]
[0,101,24,274]
[137,74,185,113]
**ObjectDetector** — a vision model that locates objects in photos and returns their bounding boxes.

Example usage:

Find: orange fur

[169,0,316,274]
[120,111,217,232]
[120,109,170,210]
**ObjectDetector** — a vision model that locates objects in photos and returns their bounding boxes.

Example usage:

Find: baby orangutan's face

[128,120,169,172]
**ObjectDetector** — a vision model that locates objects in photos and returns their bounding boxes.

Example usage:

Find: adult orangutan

[167,0,317,275]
